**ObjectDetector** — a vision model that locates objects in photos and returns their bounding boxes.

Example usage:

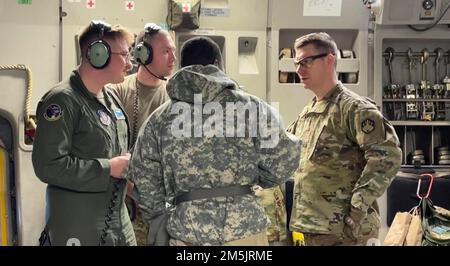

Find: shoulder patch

[44,104,63,121]
[361,118,375,134]
[97,110,111,126]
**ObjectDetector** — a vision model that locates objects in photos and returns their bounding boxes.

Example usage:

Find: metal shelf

[401,165,450,169]
[383,99,450,102]
[391,121,450,126]
[279,58,359,73]
[277,83,360,88]
[382,52,450,57]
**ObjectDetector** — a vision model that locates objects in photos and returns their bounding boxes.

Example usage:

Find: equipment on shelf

[383,47,404,120]
[435,48,446,120]
[382,47,450,121]
[339,49,358,84]
[406,48,420,120]
[411,149,426,165]
[420,49,435,121]
[437,146,450,165]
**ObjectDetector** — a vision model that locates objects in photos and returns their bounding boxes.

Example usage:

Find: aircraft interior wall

[0,0,449,246]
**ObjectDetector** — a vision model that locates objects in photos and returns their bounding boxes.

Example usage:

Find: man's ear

[327,53,338,71]
[327,53,335,66]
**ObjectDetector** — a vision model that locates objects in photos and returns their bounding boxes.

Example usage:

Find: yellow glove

[292,231,305,246]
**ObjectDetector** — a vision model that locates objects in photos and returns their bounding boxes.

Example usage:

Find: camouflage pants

[125,192,149,246]
[132,210,149,246]
[169,230,269,246]
[302,230,379,246]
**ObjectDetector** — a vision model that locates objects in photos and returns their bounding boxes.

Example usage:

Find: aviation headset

[134,23,162,65]
[86,20,113,69]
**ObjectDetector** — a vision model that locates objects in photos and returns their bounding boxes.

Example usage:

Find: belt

[396,171,450,179]
[174,185,253,205]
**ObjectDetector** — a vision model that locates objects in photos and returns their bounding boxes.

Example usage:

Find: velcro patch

[44,104,63,121]
[361,119,375,134]
[97,110,111,126]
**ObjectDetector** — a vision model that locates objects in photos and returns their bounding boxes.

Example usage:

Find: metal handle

[416,173,434,199]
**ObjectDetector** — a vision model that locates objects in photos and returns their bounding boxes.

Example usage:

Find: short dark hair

[294,32,338,56]
[294,32,338,68]
[180,37,224,70]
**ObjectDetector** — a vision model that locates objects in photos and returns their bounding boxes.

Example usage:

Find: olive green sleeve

[348,107,402,215]
[32,93,111,192]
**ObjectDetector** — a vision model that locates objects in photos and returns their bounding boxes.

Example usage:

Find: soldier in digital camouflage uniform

[287,32,402,246]
[125,37,300,245]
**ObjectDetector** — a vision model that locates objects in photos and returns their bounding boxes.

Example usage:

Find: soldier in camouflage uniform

[255,186,288,245]
[125,37,300,245]
[287,32,402,246]
[108,23,176,246]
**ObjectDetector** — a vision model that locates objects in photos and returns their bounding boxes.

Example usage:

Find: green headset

[86,20,113,69]
[134,23,162,65]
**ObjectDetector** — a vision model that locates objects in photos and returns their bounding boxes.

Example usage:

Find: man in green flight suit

[32,20,136,246]
[287,32,402,246]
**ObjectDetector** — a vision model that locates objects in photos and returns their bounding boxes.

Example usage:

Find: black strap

[401,168,435,175]
[174,185,253,205]
[38,223,51,246]
[396,170,450,179]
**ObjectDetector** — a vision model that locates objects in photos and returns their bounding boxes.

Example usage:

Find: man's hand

[109,153,131,179]
[343,207,365,240]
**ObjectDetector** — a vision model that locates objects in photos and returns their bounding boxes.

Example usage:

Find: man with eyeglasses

[32,20,136,245]
[107,23,176,246]
[286,32,402,246]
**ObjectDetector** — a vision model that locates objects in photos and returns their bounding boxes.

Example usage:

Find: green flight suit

[32,70,136,246]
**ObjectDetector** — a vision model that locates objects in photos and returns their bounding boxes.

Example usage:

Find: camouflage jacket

[126,65,300,245]
[287,83,402,235]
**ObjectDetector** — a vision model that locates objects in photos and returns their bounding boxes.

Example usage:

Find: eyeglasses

[294,53,329,69]
[112,51,131,61]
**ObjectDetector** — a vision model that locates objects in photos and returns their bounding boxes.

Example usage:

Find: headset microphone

[143,65,167,81]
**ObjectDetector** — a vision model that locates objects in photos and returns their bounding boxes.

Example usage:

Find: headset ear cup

[134,42,153,65]
[87,40,111,69]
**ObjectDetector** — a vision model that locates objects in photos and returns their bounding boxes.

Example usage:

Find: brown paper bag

[383,212,412,246]
[404,207,422,246]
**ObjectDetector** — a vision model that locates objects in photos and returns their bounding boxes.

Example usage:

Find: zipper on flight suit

[96,93,126,245]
